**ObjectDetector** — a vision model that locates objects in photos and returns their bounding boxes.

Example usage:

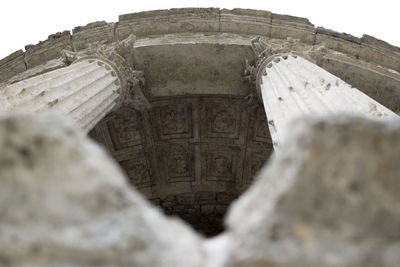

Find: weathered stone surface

[220,9,271,36]
[1,37,148,132]
[72,21,115,51]
[225,116,400,267]
[0,114,203,267]
[0,50,26,83]
[133,35,254,97]
[315,27,361,57]
[117,10,170,40]
[316,27,361,44]
[359,34,400,72]
[4,57,66,85]
[270,13,315,44]
[361,34,400,54]
[24,31,72,69]
[168,8,220,33]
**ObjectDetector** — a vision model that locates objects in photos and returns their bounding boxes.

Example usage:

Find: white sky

[0,0,399,59]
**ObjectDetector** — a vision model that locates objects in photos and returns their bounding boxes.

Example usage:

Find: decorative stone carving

[0,35,149,132]
[168,154,191,178]
[203,144,243,183]
[204,100,241,140]
[90,96,270,235]
[207,153,234,178]
[151,102,194,141]
[106,109,143,151]
[120,155,152,188]
[244,36,302,87]
[62,34,150,111]
[160,104,188,134]
[158,143,195,183]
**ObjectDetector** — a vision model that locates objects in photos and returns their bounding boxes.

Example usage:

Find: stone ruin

[0,8,400,266]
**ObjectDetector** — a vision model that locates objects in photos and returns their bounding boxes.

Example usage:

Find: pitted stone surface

[0,114,204,267]
[225,116,400,267]
[1,114,400,266]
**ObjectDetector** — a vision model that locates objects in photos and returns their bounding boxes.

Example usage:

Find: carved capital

[61,34,150,111]
[245,36,300,84]
[244,36,327,100]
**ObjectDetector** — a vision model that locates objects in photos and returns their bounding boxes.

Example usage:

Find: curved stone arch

[1,8,400,81]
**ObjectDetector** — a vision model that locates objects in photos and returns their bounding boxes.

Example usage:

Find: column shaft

[0,58,121,132]
[257,54,399,149]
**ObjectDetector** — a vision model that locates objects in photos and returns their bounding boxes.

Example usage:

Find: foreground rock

[224,115,400,267]
[1,114,400,267]
[0,114,203,267]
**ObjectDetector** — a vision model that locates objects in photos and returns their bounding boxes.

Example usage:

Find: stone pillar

[0,35,149,132]
[247,37,399,150]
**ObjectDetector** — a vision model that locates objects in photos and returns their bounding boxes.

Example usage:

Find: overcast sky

[1,0,399,59]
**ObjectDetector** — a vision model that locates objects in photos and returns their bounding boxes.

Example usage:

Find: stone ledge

[316,27,361,44]
[361,34,400,54]
[0,49,26,82]
[220,9,271,36]
[315,27,361,58]
[24,30,72,69]
[72,21,115,51]
[270,13,315,44]
[168,8,220,33]
[359,34,400,72]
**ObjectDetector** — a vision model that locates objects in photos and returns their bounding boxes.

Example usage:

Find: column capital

[61,35,150,111]
[244,36,327,100]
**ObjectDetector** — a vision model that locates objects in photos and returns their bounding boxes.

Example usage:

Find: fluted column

[0,35,149,132]
[247,37,399,150]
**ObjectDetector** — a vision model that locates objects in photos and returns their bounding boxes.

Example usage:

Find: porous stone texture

[270,13,315,44]
[225,116,400,267]
[0,114,203,267]
[2,114,400,267]
[24,31,72,69]
[315,27,361,57]
[72,21,115,51]
[117,9,170,39]
[359,34,400,72]
[220,9,271,36]
[2,57,66,85]
[0,50,26,82]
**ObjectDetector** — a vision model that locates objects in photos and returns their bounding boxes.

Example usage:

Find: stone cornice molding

[61,35,150,111]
